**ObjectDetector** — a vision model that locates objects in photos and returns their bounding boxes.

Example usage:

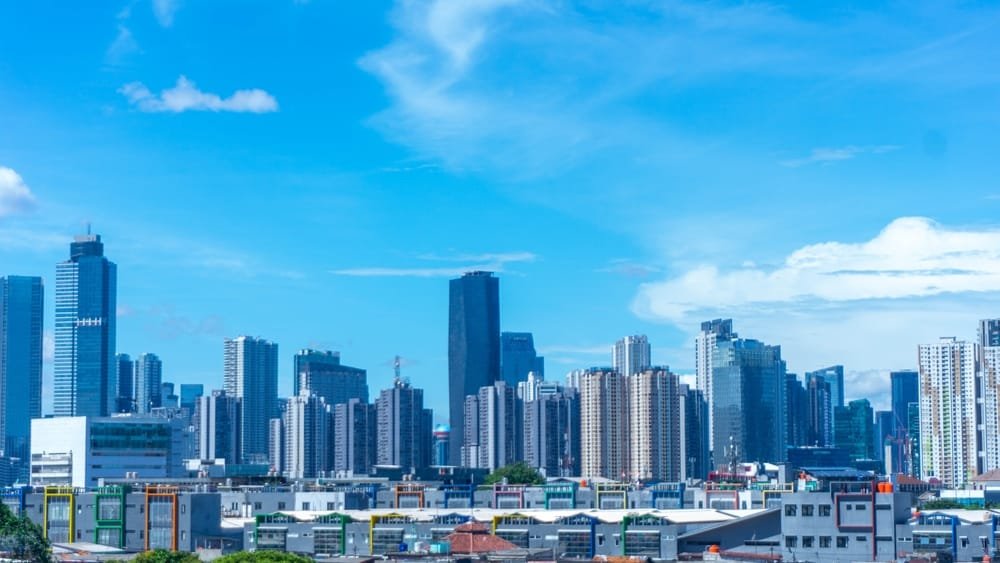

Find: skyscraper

[467,381,522,471]
[448,271,500,465]
[115,354,134,413]
[712,339,787,465]
[179,384,204,412]
[54,233,117,417]
[523,386,579,477]
[918,337,983,487]
[785,373,808,448]
[333,399,377,476]
[805,366,845,409]
[195,390,242,463]
[806,375,833,447]
[613,335,651,379]
[695,319,736,451]
[0,276,43,466]
[980,319,1000,348]
[293,349,368,405]
[627,368,681,482]
[679,384,710,481]
[834,399,874,461]
[579,368,627,480]
[134,353,163,414]
[500,332,544,386]
[224,336,278,464]
[283,392,332,479]
[874,410,894,466]
[890,370,918,473]
[376,378,432,472]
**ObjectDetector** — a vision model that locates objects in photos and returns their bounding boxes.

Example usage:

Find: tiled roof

[445,522,519,554]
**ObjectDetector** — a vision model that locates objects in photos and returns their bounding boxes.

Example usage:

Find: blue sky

[2,0,1000,418]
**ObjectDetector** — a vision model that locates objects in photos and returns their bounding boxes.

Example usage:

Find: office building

[679,385,710,480]
[179,384,204,412]
[54,233,117,417]
[134,353,163,414]
[333,399,377,476]
[500,332,544,386]
[907,402,921,478]
[0,276,42,469]
[224,336,278,464]
[980,319,1000,348]
[613,335,651,378]
[161,382,178,409]
[917,337,983,486]
[294,349,368,406]
[890,370,918,473]
[448,271,500,465]
[579,368,627,480]
[805,365,845,409]
[784,373,807,448]
[695,319,736,451]
[269,417,283,475]
[115,354,134,413]
[376,379,432,472]
[834,398,874,461]
[712,339,787,465]
[875,410,894,467]
[806,375,833,447]
[523,386,579,477]
[467,381,522,471]
[30,416,186,488]
[628,368,681,482]
[283,392,332,479]
[195,390,242,463]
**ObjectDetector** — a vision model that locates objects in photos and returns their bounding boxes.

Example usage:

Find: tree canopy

[483,462,545,485]
[214,552,314,562]
[0,502,50,563]
[133,549,201,563]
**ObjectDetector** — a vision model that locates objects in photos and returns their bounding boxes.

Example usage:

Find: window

[856,536,867,542]
[801,504,814,516]
[277,502,286,510]
[327,502,335,511]
[785,504,797,517]
[855,503,866,510]
[820,536,832,548]
[785,536,798,548]
[837,536,848,548]
[180,504,186,514]
[961,537,969,548]
[254,502,262,510]
[802,536,814,548]
[301,502,310,511]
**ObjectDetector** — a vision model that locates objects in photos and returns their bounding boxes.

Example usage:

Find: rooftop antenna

[86,221,92,235]
[394,355,401,384]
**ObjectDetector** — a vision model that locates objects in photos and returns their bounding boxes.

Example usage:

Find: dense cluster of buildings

[6,232,1000,559]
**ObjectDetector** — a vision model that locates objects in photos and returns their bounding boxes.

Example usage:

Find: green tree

[0,502,50,563]
[133,549,201,563]
[214,552,313,563]
[483,462,545,485]
[921,499,965,510]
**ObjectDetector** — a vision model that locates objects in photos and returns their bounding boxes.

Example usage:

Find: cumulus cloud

[634,217,1000,322]
[118,76,278,113]
[152,0,179,27]
[780,145,900,167]
[0,167,37,217]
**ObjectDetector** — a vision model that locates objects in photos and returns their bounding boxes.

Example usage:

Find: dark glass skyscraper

[448,271,500,465]
[224,336,278,463]
[134,353,163,414]
[115,354,134,413]
[0,276,43,465]
[712,339,787,465]
[890,370,918,472]
[54,233,117,417]
[834,398,874,461]
[500,332,544,386]
[293,349,368,406]
[805,365,845,409]
[785,373,807,448]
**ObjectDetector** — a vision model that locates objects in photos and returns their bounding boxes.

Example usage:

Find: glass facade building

[711,339,787,465]
[448,271,500,465]
[54,234,117,417]
[134,353,163,414]
[890,370,918,472]
[805,365,845,409]
[224,336,278,464]
[834,398,874,461]
[500,332,544,386]
[0,276,43,466]
[293,349,368,406]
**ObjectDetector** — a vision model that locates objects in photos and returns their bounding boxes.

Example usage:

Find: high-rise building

[918,337,983,487]
[448,271,500,465]
[679,385,710,481]
[523,386,579,477]
[500,332,544,386]
[269,416,283,475]
[432,425,450,467]
[0,276,43,468]
[461,394,480,467]
[223,336,278,464]
[115,354,134,413]
[54,233,117,417]
[785,373,808,448]
[712,339,787,466]
[612,335,651,378]
[980,330,1000,474]
[283,392,332,479]
[874,410,894,466]
[805,375,833,447]
[627,368,681,482]
[805,366,845,409]
[333,399,377,476]
[907,402,921,478]
[834,398,874,461]
[195,390,242,463]
[376,378,432,472]
[980,319,1000,348]
[890,370,918,473]
[160,382,178,409]
[293,349,368,406]
[179,384,204,412]
[467,381,522,471]
[579,368,627,480]
[695,319,736,451]
[134,353,163,414]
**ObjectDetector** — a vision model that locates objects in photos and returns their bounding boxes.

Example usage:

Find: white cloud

[152,0,179,28]
[780,145,900,167]
[633,217,1000,322]
[0,167,37,217]
[332,250,536,277]
[119,76,278,114]
[106,25,140,65]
